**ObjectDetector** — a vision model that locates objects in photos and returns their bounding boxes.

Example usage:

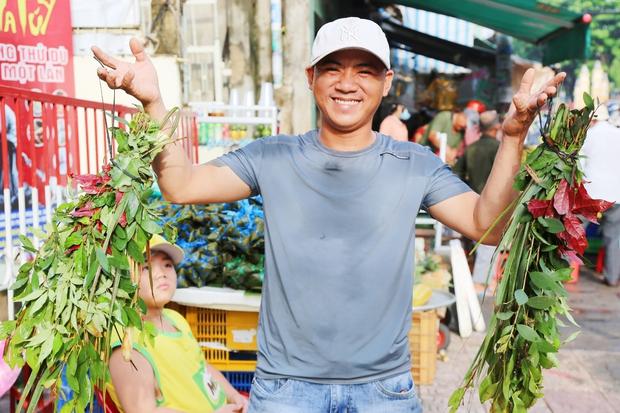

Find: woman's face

[139,251,177,308]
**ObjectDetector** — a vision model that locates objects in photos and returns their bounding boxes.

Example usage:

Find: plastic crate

[222,371,255,393]
[184,306,259,371]
[409,310,438,385]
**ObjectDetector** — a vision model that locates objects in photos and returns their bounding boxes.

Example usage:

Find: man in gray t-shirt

[218,129,469,386]
[95,16,565,413]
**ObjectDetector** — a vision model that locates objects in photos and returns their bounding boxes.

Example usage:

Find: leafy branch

[1,110,182,412]
[449,94,614,412]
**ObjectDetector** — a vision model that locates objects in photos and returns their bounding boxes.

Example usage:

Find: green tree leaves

[449,95,596,412]
[1,110,177,411]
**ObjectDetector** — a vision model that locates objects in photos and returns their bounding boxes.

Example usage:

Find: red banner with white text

[0,0,75,96]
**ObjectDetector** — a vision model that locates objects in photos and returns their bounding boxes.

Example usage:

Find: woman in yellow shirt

[107,235,248,413]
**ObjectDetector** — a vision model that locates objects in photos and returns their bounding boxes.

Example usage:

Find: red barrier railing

[0,86,199,308]
[0,85,198,199]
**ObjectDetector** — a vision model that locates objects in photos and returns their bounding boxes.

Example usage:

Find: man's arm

[428,69,566,244]
[109,349,184,413]
[92,39,250,204]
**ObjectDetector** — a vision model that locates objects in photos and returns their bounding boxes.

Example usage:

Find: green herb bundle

[449,94,614,413]
[0,111,178,412]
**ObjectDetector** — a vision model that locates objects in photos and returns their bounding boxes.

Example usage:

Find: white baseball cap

[148,234,185,265]
[309,17,391,69]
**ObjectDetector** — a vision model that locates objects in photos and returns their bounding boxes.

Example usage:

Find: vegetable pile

[449,94,614,413]
[0,111,177,412]
[157,198,264,291]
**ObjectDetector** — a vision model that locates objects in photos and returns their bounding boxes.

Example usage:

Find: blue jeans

[248,371,423,412]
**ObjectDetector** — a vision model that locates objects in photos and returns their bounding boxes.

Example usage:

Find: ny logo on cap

[339,22,359,42]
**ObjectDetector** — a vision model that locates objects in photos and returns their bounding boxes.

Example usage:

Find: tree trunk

[251,0,273,87]
[151,0,180,55]
[228,0,254,91]
[277,0,312,134]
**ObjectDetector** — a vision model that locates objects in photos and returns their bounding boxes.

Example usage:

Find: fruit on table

[413,284,433,307]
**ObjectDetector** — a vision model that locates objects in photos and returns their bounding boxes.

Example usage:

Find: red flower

[71,201,97,218]
[115,191,124,205]
[65,245,80,255]
[527,199,554,218]
[558,213,588,255]
[553,179,571,215]
[559,246,583,266]
[71,173,111,195]
[530,180,614,262]
[119,212,127,228]
[571,183,614,223]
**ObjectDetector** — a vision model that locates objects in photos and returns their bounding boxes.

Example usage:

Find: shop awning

[376,0,591,65]
[379,17,496,69]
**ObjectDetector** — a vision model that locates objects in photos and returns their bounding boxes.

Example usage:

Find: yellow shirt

[106,309,227,413]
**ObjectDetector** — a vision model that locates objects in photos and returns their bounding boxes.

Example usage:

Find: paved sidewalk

[419,267,620,412]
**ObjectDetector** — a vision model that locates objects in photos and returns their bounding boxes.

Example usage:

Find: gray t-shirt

[218,130,470,383]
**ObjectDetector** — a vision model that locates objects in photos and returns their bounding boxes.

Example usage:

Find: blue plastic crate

[222,371,254,393]
[56,365,105,412]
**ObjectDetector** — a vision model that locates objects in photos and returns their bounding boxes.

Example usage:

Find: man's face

[306,49,393,133]
[139,251,177,308]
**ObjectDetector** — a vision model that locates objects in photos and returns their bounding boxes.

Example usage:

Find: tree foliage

[511,0,620,88]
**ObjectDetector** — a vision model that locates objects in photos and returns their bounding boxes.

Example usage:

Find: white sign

[71,0,141,28]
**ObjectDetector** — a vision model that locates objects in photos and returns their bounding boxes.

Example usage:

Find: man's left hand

[502,68,566,141]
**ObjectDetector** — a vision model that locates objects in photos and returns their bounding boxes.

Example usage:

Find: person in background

[107,234,248,412]
[580,105,620,287]
[419,107,467,164]
[453,110,501,292]
[463,99,486,147]
[407,107,434,143]
[379,102,410,141]
[454,110,501,194]
[0,104,18,207]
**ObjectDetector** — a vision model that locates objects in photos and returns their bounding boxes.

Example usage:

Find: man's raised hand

[502,68,566,141]
[91,38,163,112]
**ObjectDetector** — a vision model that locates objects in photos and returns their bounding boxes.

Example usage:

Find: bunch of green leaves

[0,110,179,412]
[449,94,614,413]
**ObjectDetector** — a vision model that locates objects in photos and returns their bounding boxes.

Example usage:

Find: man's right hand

[92,39,252,205]
[91,38,163,113]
